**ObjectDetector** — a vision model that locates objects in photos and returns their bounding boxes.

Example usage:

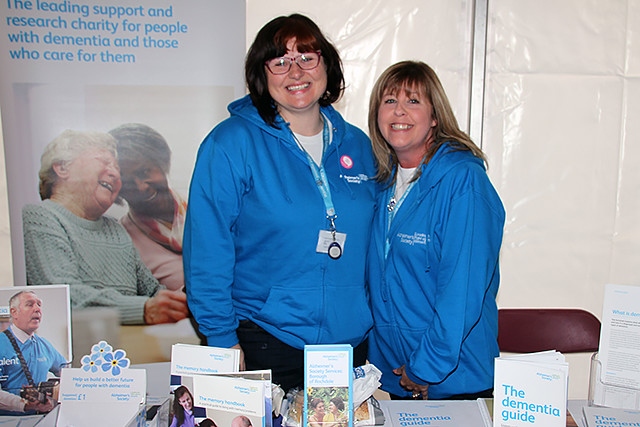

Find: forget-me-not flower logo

[101,349,130,376]
[80,341,130,377]
[91,341,113,356]
[80,352,103,373]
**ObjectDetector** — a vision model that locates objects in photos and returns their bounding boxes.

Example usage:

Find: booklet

[170,343,271,427]
[582,405,640,427]
[591,284,640,409]
[170,343,240,375]
[493,351,569,427]
[192,373,269,427]
[382,399,491,427]
[304,344,353,427]
[169,370,271,427]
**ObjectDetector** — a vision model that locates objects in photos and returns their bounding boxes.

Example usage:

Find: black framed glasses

[265,51,322,75]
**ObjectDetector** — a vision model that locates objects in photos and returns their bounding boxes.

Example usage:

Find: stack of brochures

[170,343,272,427]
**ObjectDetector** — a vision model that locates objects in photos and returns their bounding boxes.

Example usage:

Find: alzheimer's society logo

[397,232,427,246]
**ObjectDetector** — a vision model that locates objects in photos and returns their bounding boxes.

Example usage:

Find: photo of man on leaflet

[0,286,71,415]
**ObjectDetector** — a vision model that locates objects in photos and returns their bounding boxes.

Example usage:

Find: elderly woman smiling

[22,129,189,325]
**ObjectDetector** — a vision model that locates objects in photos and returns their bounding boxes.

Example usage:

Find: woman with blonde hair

[366,61,505,400]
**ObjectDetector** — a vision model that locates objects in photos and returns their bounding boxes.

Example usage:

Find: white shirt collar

[9,324,33,344]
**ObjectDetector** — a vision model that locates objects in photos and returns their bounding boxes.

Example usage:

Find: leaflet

[304,344,353,427]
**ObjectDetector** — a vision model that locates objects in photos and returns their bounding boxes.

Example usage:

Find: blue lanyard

[384,179,416,258]
[296,117,337,228]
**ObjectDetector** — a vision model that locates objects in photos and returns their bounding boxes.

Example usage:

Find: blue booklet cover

[303,344,353,427]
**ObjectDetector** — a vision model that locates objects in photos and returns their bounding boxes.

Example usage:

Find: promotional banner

[0,0,246,283]
[0,0,245,365]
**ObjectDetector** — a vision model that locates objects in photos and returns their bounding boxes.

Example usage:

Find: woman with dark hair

[184,14,377,393]
[323,397,347,427]
[109,123,186,291]
[366,61,505,400]
[170,386,196,427]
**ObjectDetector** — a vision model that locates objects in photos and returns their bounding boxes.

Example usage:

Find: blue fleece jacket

[184,95,377,349]
[367,143,505,399]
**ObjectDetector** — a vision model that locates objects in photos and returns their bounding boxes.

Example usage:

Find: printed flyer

[304,344,353,427]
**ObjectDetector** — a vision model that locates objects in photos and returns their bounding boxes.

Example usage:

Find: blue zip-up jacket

[184,95,377,349]
[367,143,505,399]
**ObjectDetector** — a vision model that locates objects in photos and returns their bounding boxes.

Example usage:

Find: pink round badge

[340,155,354,169]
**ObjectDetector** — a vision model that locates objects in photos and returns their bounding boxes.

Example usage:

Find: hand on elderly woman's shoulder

[143,289,189,324]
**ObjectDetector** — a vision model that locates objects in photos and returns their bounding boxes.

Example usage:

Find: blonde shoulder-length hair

[368,60,486,183]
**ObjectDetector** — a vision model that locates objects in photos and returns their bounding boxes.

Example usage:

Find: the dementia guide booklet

[582,405,640,427]
[493,350,569,427]
[382,399,491,427]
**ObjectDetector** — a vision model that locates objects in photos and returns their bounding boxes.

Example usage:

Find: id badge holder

[316,229,347,259]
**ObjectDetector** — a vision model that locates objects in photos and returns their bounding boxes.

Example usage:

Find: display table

[0,360,590,427]
[132,361,584,426]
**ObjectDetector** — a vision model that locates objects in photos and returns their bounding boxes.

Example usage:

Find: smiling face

[266,38,328,126]
[178,392,193,411]
[11,292,43,336]
[329,401,338,413]
[377,85,438,168]
[54,147,122,220]
[118,156,173,218]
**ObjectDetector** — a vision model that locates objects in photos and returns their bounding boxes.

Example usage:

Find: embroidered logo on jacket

[397,232,427,246]
[341,173,370,184]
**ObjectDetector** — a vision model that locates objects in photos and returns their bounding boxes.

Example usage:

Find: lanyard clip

[327,214,337,232]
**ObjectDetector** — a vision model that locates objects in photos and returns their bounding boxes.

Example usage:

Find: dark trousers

[236,320,368,393]
[390,388,493,401]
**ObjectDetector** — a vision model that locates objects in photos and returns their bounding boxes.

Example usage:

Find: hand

[24,396,54,413]
[232,343,246,371]
[144,289,189,324]
[393,365,429,399]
